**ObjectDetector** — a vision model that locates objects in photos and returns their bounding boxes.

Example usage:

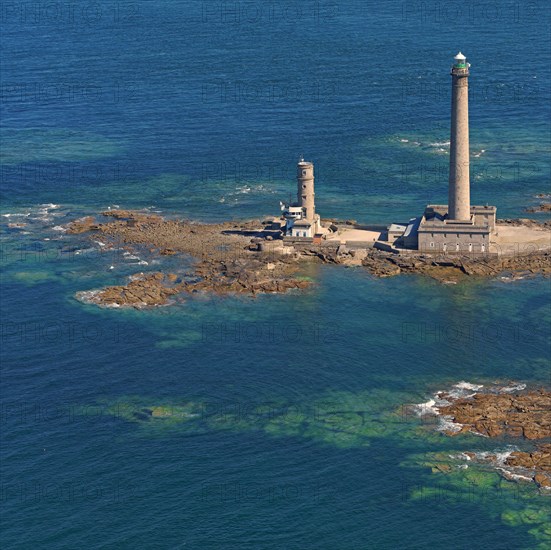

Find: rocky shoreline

[65,210,551,307]
[69,210,311,307]
[359,248,551,282]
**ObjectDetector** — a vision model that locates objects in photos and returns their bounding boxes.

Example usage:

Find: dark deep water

[1,1,550,548]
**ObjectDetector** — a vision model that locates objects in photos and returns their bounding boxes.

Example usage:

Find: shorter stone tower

[297,158,315,221]
[280,157,324,239]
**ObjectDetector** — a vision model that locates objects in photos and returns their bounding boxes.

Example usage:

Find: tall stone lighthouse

[448,52,471,221]
[414,52,497,255]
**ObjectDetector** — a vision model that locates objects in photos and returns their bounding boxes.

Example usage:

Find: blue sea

[1,1,550,548]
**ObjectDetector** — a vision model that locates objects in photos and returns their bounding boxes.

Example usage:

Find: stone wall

[418,227,490,254]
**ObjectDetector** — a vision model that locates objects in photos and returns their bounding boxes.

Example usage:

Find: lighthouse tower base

[415,204,497,254]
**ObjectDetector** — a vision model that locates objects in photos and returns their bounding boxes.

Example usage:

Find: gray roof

[293,219,313,226]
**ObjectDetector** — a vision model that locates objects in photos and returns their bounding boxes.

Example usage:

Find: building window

[430,242,434,248]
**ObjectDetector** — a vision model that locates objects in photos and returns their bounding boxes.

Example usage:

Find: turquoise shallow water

[1,1,551,548]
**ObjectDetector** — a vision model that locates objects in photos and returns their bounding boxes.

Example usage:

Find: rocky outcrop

[66,216,101,234]
[185,257,310,296]
[68,210,312,305]
[78,272,184,308]
[438,389,551,440]
[499,218,551,228]
[361,252,402,277]
[78,255,311,307]
[418,384,551,489]
[101,209,163,222]
[357,249,551,281]
[505,445,551,473]
[454,445,551,489]
[525,203,551,213]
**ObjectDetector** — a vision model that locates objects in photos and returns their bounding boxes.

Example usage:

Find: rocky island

[67,209,551,308]
[67,210,551,307]
[64,54,551,307]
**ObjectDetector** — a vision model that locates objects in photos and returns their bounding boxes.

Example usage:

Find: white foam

[455,382,483,391]
[438,415,463,433]
[470,430,489,437]
[478,449,516,466]
[500,383,526,393]
[445,381,483,400]
[76,290,100,303]
[2,212,30,218]
[413,399,438,416]
[52,226,66,232]
[74,248,96,255]
[495,450,515,466]
[496,468,533,483]
[429,141,450,147]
